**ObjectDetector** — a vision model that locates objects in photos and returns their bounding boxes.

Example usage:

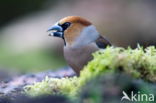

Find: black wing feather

[95,35,111,49]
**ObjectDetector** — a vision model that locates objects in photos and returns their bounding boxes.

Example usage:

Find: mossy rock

[80,73,156,103]
[24,46,156,99]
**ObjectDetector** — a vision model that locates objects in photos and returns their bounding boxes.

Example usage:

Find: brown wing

[95,35,111,49]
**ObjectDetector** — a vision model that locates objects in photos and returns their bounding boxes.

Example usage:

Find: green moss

[24,76,78,97]
[24,46,156,98]
[80,46,156,84]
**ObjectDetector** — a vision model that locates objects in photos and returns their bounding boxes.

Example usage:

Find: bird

[47,16,111,75]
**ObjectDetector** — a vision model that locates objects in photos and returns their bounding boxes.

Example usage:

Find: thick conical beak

[47,24,63,38]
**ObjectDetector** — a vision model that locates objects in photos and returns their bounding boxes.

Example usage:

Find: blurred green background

[0,0,156,73]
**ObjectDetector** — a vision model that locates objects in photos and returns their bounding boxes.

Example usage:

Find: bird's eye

[61,22,71,30]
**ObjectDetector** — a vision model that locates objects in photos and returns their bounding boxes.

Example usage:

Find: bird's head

[47,16,99,47]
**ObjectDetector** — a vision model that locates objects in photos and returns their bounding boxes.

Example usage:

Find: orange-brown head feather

[58,16,92,45]
[59,16,92,26]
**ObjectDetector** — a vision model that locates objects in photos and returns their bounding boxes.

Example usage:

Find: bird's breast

[64,43,99,75]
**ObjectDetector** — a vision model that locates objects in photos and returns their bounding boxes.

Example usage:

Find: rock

[0,67,75,101]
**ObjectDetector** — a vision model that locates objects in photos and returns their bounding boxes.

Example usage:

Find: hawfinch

[47,16,111,75]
